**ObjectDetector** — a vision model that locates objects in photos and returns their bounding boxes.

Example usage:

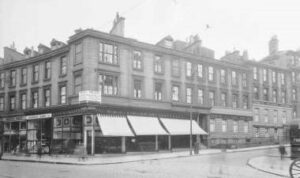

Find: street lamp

[190,101,193,155]
[189,68,196,156]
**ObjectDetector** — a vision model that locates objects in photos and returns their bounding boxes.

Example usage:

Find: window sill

[19,83,27,87]
[154,72,164,76]
[59,74,67,78]
[133,68,143,72]
[43,78,51,82]
[8,85,16,89]
[31,81,39,85]
[98,61,119,67]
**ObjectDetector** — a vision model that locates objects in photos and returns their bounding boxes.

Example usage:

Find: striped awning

[127,115,168,135]
[97,114,134,137]
[160,118,207,135]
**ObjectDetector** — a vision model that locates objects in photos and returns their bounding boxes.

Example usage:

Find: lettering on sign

[24,113,52,120]
[79,90,102,103]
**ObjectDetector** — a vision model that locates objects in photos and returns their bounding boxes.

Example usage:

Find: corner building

[0,15,295,155]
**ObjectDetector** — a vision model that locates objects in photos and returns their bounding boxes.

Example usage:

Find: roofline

[0,45,69,70]
[69,29,249,71]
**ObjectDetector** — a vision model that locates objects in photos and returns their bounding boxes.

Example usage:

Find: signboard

[79,90,102,103]
[24,113,52,120]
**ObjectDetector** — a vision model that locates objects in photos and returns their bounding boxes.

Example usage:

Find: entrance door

[86,130,92,155]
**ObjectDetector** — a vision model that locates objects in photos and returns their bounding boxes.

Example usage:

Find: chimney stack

[269,35,278,55]
[109,12,125,37]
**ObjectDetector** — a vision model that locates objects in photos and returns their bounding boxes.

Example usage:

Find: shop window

[52,116,83,154]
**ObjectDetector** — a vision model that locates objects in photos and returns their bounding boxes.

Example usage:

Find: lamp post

[189,68,196,156]
[190,101,193,155]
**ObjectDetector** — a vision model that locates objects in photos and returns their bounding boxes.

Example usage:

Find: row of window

[133,53,248,87]
[209,119,249,133]
[0,56,67,88]
[98,74,249,108]
[253,86,297,103]
[253,67,299,84]
[253,127,282,138]
[0,84,67,111]
[253,108,287,124]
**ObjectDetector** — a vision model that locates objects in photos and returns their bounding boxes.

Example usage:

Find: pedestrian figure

[279,144,287,160]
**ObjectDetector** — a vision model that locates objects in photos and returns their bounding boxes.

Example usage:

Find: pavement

[247,145,291,178]
[1,144,288,164]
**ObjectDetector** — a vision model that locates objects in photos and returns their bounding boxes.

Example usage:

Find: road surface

[0,148,286,178]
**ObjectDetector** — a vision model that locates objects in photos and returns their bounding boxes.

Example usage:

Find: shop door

[86,130,92,155]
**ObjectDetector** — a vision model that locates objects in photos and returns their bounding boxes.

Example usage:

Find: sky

[1,0,300,60]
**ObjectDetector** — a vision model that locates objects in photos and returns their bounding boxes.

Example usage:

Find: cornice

[0,46,70,70]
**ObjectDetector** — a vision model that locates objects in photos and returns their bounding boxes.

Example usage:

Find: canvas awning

[160,118,207,135]
[127,115,168,135]
[96,114,134,137]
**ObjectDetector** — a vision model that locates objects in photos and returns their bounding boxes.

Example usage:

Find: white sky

[1,0,300,60]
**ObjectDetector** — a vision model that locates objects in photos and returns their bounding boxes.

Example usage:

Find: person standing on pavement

[279,143,287,160]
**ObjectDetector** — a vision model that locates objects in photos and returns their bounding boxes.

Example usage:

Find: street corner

[247,156,291,177]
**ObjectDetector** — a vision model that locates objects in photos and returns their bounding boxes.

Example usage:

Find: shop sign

[79,90,102,103]
[24,113,52,120]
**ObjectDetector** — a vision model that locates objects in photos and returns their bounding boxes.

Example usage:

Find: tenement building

[0,14,298,155]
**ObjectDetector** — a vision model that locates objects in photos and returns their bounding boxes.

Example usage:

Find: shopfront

[1,107,208,155]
